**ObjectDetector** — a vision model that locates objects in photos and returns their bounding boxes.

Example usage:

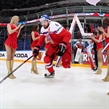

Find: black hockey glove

[33,46,40,57]
[57,42,67,56]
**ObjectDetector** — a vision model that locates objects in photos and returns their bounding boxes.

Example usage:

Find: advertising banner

[0,51,108,66]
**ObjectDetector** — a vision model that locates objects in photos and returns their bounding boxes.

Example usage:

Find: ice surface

[0,60,109,109]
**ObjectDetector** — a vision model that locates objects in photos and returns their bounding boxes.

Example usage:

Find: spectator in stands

[85,24,91,32]
[4,15,24,79]
[89,23,94,33]
[66,25,69,31]
[76,30,82,39]
[30,24,40,74]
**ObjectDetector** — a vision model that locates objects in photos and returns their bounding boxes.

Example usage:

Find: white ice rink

[0,60,109,109]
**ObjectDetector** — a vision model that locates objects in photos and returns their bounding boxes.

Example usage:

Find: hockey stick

[0,55,33,84]
[56,56,62,67]
[101,42,109,53]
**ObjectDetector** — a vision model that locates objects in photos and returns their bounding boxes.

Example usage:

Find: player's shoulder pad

[51,21,62,27]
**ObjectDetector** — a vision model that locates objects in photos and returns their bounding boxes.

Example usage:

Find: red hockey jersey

[37,21,71,47]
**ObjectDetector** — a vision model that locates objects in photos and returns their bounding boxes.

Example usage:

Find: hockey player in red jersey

[33,15,72,78]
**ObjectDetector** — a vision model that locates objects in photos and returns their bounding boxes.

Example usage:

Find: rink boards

[0,50,107,68]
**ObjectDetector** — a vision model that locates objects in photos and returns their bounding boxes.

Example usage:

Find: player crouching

[33,15,72,78]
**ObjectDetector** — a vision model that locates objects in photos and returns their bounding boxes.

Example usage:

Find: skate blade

[44,76,54,78]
